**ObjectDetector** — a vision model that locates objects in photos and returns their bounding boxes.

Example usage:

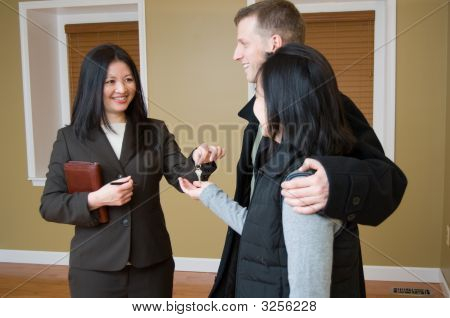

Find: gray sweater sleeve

[199,184,247,235]
[282,200,342,298]
[199,183,342,298]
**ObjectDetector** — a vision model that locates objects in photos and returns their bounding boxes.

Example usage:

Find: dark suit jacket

[210,94,407,297]
[40,118,214,271]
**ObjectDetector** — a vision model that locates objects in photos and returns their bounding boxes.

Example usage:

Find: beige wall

[1,0,450,271]
[145,0,246,257]
[441,3,450,286]
[360,0,449,267]
[0,0,75,251]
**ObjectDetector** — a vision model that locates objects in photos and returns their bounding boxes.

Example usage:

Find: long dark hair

[71,44,147,140]
[260,43,356,156]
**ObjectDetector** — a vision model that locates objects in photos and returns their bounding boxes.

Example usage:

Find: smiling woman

[38,44,222,298]
[69,45,146,141]
[65,21,140,111]
[18,1,147,185]
[102,60,137,124]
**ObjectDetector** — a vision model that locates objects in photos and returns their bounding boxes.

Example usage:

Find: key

[195,164,202,181]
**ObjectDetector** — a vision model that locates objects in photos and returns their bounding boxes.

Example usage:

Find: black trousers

[69,258,174,297]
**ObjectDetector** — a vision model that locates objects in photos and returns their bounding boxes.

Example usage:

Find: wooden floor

[0,263,445,298]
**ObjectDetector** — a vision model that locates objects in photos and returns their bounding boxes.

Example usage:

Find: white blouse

[102,123,126,159]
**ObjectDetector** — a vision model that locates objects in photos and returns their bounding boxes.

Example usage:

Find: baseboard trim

[0,249,69,265]
[0,249,447,287]
[174,257,220,273]
[363,265,443,283]
[0,249,220,272]
[439,270,450,298]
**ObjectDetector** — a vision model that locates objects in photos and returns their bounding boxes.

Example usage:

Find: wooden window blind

[303,11,375,124]
[65,22,140,109]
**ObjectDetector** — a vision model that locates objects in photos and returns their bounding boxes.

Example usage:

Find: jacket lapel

[119,121,137,168]
[84,128,124,174]
[238,96,258,123]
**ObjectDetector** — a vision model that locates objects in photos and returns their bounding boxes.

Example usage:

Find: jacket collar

[239,96,303,177]
[238,96,258,123]
[257,141,304,178]
[83,120,137,174]
[118,121,137,168]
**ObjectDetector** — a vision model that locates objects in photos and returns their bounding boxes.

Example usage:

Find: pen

[110,181,138,186]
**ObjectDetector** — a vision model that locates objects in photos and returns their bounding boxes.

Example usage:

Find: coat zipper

[235,169,263,296]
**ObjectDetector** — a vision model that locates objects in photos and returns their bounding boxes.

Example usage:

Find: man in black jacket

[210,0,407,297]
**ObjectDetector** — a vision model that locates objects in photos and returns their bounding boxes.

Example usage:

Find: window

[19,0,147,186]
[303,11,375,124]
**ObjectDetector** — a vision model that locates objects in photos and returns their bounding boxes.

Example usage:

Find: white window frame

[247,0,397,160]
[19,0,147,186]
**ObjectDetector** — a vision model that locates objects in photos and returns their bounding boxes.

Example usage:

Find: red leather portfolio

[63,161,109,223]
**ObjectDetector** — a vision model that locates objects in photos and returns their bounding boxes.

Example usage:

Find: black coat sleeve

[39,129,99,227]
[316,94,407,226]
[159,121,216,192]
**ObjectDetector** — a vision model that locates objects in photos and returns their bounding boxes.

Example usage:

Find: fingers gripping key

[195,164,202,181]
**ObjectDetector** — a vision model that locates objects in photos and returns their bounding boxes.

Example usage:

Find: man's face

[233,16,273,83]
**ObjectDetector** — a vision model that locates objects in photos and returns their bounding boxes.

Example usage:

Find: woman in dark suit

[40,44,224,297]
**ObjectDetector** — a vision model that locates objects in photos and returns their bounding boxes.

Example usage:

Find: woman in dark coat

[179,44,406,298]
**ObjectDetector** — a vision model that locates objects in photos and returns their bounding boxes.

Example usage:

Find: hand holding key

[192,143,225,165]
[195,164,202,181]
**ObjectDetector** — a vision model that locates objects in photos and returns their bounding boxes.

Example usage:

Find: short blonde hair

[234,0,306,44]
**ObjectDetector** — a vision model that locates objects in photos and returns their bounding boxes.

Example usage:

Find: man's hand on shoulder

[281,158,329,214]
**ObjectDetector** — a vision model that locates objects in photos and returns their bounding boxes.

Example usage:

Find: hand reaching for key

[178,177,212,200]
[192,143,225,165]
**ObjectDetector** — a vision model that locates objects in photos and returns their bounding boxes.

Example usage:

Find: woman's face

[103,60,136,123]
[254,79,269,137]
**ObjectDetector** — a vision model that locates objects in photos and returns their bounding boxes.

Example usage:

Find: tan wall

[1,0,449,270]
[360,0,449,267]
[145,0,246,257]
[441,3,450,285]
[0,0,75,251]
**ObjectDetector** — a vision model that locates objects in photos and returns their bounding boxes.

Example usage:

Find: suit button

[117,174,123,179]
[347,213,356,222]
[122,218,129,227]
[352,196,361,206]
